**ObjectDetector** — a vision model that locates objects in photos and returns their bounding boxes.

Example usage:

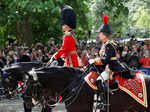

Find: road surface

[0,98,66,112]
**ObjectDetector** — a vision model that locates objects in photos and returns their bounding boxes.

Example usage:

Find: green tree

[132,6,150,30]
[90,0,129,35]
[127,0,150,37]
[0,0,91,46]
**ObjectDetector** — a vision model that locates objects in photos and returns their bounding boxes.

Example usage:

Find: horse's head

[1,62,42,98]
[24,66,83,108]
[23,72,43,108]
[1,65,24,97]
[24,67,63,108]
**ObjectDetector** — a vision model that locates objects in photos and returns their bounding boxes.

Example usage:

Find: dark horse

[2,62,150,112]
[1,62,43,96]
[24,66,94,112]
[25,64,150,112]
[1,58,63,96]
[1,62,43,112]
[1,59,64,112]
[1,62,94,112]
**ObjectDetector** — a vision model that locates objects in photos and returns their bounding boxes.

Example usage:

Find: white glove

[49,53,57,63]
[88,59,95,64]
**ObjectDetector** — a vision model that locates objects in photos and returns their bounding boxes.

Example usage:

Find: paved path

[0,98,66,112]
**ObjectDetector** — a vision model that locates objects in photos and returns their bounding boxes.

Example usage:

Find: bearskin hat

[61,5,76,29]
[96,15,112,34]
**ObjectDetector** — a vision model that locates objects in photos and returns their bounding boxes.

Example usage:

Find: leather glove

[46,57,56,67]
[88,58,103,65]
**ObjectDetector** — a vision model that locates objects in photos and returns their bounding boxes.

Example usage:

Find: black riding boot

[96,79,111,93]
[96,80,107,110]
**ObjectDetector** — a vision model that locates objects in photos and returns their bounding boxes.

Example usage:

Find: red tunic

[139,57,150,67]
[54,31,80,67]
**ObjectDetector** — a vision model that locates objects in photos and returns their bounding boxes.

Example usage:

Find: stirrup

[97,103,105,110]
[97,102,110,110]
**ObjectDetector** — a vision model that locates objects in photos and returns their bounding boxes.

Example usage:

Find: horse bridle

[2,72,18,94]
[24,78,61,109]
[46,65,92,107]
[25,64,92,109]
[24,63,104,109]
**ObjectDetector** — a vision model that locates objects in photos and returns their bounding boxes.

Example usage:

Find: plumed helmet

[60,5,76,29]
[96,15,112,34]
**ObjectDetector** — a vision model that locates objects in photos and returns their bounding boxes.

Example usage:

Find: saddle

[108,80,118,91]
[113,70,135,80]
[114,72,148,108]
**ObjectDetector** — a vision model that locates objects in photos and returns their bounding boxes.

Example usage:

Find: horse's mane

[35,66,84,78]
[54,66,83,75]
[34,66,84,89]
[3,62,42,73]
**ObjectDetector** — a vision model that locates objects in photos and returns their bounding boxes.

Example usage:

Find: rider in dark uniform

[84,15,134,110]
[85,15,134,91]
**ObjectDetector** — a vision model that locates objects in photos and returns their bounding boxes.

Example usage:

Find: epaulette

[103,40,117,53]
[104,40,111,46]
[64,31,71,35]
[109,40,117,46]
[106,40,117,48]
[109,41,119,56]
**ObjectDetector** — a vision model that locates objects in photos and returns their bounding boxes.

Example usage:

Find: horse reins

[40,65,91,108]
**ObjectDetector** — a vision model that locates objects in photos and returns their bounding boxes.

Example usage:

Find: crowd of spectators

[0,36,150,69]
[0,38,60,68]
[119,38,150,68]
[0,36,102,68]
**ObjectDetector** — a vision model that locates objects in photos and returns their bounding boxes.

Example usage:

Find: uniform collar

[103,39,110,44]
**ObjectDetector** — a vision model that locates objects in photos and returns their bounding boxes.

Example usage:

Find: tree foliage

[91,0,150,38]
[132,6,150,29]
[0,0,91,46]
[1,0,150,45]
[127,0,150,37]
[91,0,129,35]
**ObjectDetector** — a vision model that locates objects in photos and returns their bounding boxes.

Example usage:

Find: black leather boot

[96,80,106,110]
[109,79,118,90]
[96,79,112,94]
[96,79,104,92]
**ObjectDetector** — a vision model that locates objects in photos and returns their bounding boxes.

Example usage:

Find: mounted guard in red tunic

[54,5,81,67]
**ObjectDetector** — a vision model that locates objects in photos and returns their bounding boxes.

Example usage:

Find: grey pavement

[0,98,66,112]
